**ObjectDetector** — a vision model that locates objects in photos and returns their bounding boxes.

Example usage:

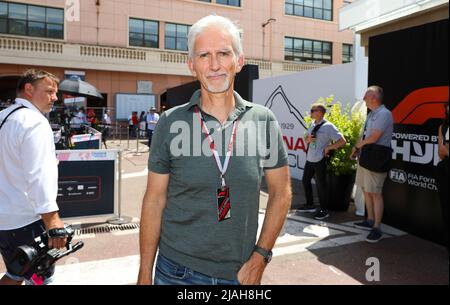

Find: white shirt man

[0,70,66,286]
[0,98,59,230]
[101,110,112,145]
[146,108,159,147]
[77,109,87,125]
[70,113,82,129]
[146,109,160,132]
[103,111,112,126]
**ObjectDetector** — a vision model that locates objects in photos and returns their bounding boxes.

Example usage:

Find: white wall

[253,62,365,180]
[354,34,369,101]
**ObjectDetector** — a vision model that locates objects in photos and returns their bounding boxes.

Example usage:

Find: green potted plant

[305,95,365,211]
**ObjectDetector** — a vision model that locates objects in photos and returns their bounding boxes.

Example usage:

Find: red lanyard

[195,106,238,187]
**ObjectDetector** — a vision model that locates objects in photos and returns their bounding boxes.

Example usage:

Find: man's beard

[205,75,232,94]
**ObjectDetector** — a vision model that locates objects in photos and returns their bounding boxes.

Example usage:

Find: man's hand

[47,224,68,249]
[324,146,333,157]
[237,253,266,285]
[138,172,169,286]
[351,146,359,160]
[137,268,153,285]
[41,212,67,249]
[438,144,449,159]
[48,235,67,249]
[305,134,314,144]
[242,165,290,285]
[355,140,363,150]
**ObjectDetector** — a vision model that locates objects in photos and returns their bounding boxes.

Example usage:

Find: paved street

[1,140,448,285]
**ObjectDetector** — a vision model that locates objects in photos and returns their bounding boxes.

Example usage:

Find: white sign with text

[253,63,358,180]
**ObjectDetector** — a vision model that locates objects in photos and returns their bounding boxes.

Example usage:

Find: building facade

[1,0,354,112]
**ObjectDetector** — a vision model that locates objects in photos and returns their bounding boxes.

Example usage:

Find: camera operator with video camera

[0,69,68,285]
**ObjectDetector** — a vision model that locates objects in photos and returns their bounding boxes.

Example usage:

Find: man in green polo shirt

[137,15,291,285]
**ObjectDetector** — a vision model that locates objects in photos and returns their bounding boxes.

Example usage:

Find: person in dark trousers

[0,69,67,285]
[139,111,147,138]
[128,111,138,138]
[101,109,112,148]
[146,107,159,147]
[298,102,346,220]
[437,101,449,252]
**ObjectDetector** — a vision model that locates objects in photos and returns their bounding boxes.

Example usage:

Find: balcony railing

[282,61,327,72]
[0,36,63,54]
[160,52,189,64]
[0,36,326,77]
[80,45,146,61]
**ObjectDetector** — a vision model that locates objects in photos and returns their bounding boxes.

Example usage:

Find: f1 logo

[392,86,448,125]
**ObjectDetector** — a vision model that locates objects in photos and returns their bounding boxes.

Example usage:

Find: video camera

[7,225,84,278]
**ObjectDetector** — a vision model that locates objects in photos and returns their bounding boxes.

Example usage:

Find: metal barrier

[48,106,151,154]
[106,123,148,154]
[107,150,132,225]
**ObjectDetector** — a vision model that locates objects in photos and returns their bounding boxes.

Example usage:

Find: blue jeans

[154,254,240,285]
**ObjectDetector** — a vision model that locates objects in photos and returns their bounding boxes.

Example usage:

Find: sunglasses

[310,109,320,113]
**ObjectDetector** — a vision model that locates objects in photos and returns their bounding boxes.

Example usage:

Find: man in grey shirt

[137,15,291,285]
[299,103,346,220]
[352,86,394,243]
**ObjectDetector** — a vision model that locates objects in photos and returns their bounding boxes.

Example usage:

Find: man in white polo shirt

[146,107,159,148]
[0,69,67,285]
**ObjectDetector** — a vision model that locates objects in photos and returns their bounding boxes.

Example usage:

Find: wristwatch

[253,245,273,264]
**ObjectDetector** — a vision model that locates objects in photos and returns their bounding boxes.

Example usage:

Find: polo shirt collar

[187,89,253,111]
[370,104,385,115]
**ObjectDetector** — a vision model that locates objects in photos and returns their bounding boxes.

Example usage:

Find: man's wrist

[48,227,67,238]
[139,266,152,275]
[253,246,273,264]
[250,252,266,265]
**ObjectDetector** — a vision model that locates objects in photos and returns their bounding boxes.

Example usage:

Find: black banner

[369,19,449,244]
[57,160,115,218]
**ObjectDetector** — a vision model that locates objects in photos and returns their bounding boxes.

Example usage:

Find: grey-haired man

[138,15,291,285]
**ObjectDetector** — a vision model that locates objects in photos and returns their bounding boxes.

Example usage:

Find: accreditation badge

[217,186,231,222]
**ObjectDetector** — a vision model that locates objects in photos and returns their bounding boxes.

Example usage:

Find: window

[285,0,333,21]
[129,18,159,48]
[285,36,332,64]
[0,1,63,39]
[216,0,241,7]
[0,2,6,33]
[165,23,190,51]
[342,43,353,63]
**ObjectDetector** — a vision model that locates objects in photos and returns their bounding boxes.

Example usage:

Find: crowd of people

[126,107,160,146]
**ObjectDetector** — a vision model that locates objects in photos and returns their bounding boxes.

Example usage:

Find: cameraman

[0,69,67,285]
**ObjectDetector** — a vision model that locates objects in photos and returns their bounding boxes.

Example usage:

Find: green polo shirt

[148,90,288,280]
